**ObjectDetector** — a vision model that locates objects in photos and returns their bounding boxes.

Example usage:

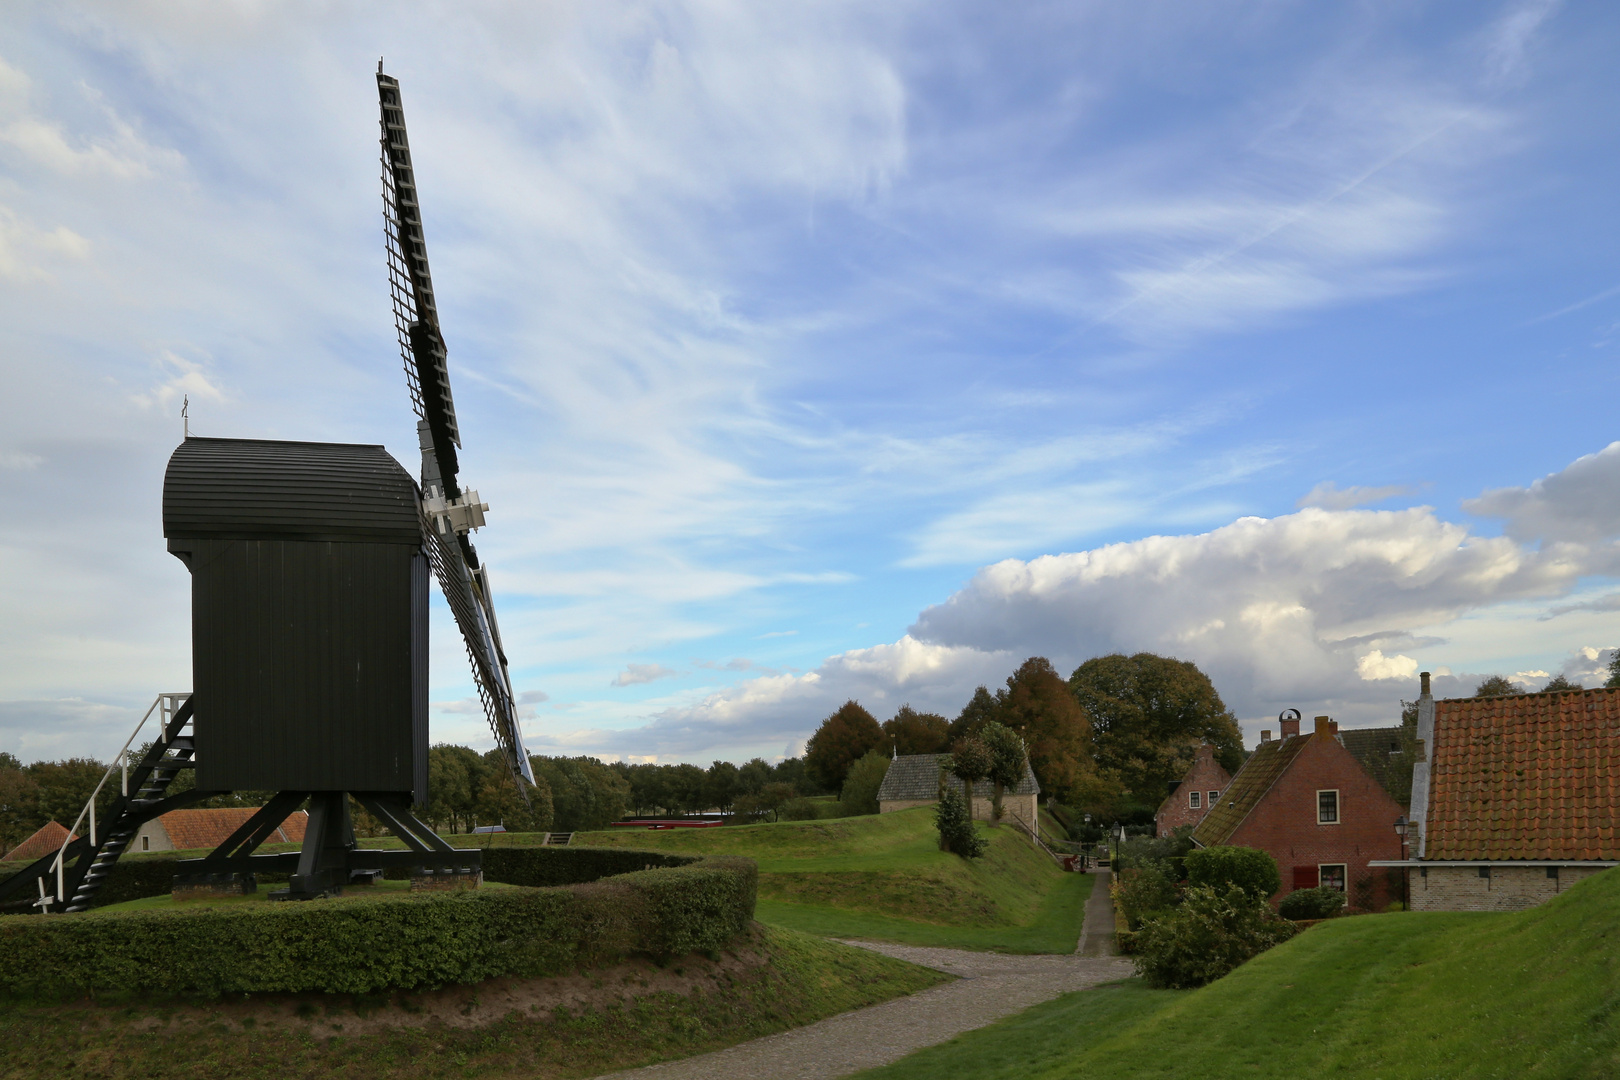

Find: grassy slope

[0,924,946,1080]
[577,808,1090,953]
[858,866,1620,1080]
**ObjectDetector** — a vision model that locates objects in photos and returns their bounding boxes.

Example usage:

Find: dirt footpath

[601,872,1130,1080]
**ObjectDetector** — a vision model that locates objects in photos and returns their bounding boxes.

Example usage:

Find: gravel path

[599,872,1130,1080]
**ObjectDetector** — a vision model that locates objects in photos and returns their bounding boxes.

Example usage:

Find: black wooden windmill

[0,65,534,910]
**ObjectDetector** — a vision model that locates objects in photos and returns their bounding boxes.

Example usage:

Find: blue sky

[2,1,1619,764]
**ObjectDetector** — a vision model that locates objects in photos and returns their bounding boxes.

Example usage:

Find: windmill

[0,65,533,910]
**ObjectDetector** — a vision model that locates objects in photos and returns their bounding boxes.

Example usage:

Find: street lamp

[1393,815,1410,908]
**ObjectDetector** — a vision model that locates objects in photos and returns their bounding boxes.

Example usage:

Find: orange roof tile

[5,821,75,862]
[1426,688,1620,860]
[158,807,308,852]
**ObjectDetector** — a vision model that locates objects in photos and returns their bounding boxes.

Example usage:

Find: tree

[771,756,819,795]
[1474,675,1524,697]
[425,744,484,832]
[882,705,951,756]
[27,758,119,837]
[530,756,631,831]
[995,657,1094,805]
[738,758,773,796]
[1608,650,1620,689]
[704,761,741,812]
[0,762,38,856]
[1069,653,1243,802]
[1542,674,1580,692]
[934,786,986,858]
[805,700,883,792]
[948,735,991,811]
[978,721,1027,823]
[477,750,554,833]
[839,751,890,816]
[949,686,1000,742]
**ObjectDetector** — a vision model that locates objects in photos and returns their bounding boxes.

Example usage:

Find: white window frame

[1189,790,1202,810]
[1316,788,1340,825]
[1319,863,1347,892]
[1209,790,1220,805]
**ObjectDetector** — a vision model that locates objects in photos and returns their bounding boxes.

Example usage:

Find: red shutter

[1293,865,1319,890]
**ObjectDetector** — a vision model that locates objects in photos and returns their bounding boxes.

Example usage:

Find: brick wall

[1155,745,1232,835]
[1228,729,1406,910]
[1406,864,1610,912]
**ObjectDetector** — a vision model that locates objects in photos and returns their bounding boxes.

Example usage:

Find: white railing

[39,692,189,909]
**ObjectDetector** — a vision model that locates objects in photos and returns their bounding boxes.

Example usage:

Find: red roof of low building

[158,807,308,852]
[6,820,76,862]
[1426,688,1620,860]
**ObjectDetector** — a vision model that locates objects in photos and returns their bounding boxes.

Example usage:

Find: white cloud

[1298,481,1412,511]
[1356,649,1418,682]
[612,663,681,687]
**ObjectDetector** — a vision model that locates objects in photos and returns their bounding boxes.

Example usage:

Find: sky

[2,1,1619,766]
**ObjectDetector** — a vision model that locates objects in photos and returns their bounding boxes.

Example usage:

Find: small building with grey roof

[876,753,1041,837]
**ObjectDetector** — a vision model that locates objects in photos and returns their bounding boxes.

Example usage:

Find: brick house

[1191,714,1406,908]
[131,806,308,854]
[1154,744,1232,835]
[1371,675,1620,912]
[876,753,1041,836]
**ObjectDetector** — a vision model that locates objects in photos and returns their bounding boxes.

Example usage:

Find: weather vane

[182,395,189,439]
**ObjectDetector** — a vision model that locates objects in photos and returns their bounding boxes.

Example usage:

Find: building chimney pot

[1280,715,1300,738]
[1314,715,1333,737]
[1329,720,1339,735]
[1261,729,1272,743]
[1420,671,1431,697]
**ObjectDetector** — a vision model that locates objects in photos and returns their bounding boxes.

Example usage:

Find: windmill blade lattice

[378,66,535,790]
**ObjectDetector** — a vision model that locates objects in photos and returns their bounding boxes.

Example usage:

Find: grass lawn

[0,923,947,1080]
[855,865,1620,1079]
[577,807,1087,952]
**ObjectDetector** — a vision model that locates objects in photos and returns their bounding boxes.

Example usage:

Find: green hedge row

[0,850,757,999]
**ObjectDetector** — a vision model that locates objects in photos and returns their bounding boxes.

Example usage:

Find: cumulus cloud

[516,690,550,705]
[1465,442,1620,545]
[1297,481,1412,511]
[612,663,681,687]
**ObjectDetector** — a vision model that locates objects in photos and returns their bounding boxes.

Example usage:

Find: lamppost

[1393,815,1410,909]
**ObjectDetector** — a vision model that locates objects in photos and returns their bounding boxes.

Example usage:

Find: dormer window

[1189,790,1202,809]
[1317,789,1340,824]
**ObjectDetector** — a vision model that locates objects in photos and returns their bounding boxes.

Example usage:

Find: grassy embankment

[578,806,1090,953]
[0,923,945,1080]
[854,865,1620,1080]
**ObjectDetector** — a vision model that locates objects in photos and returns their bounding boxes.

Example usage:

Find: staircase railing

[39,692,189,909]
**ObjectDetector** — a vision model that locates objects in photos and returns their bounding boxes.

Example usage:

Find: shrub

[0,850,756,1000]
[1278,886,1347,921]
[838,751,891,817]
[1183,845,1280,899]
[934,787,986,859]
[1116,827,1195,877]
[1112,866,1180,932]
[778,798,820,821]
[1131,884,1297,989]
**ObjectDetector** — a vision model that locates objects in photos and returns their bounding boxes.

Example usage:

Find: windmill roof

[1191,734,1312,847]
[158,807,308,852]
[163,438,421,545]
[5,821,75,862]
[876,754,1039,802]
[1426,688,1620,860]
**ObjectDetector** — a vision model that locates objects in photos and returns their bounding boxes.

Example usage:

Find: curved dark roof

[163,438,421,544]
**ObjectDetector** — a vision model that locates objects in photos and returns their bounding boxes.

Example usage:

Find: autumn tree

[978,721,1027,823]
[995,657,1094,805]
[805,700,883,792]
[1069,653,1243,804]
[882,705,951,756]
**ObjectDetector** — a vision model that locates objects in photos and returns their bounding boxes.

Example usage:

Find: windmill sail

[377,65,535,790]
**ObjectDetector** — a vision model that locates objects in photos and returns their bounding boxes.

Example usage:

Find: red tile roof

[5,821,75,862]
[158,807,308,852]
[1426,688,1620,860]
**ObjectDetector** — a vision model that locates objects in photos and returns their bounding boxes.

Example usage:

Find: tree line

[803,652,1247,828]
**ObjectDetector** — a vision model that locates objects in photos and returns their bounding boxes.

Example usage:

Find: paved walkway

[602,872,1129,1080]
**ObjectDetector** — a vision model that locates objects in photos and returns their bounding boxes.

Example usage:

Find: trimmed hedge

[0,849,756,999]
[1183,845,1281,899]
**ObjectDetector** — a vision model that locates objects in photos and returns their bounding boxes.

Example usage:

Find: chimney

[1420,670,1431,697]
[1329,720,1339,736]
[1280,715,1300,738]
[1260,729,1272,743]
[1314,715,1332,737]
